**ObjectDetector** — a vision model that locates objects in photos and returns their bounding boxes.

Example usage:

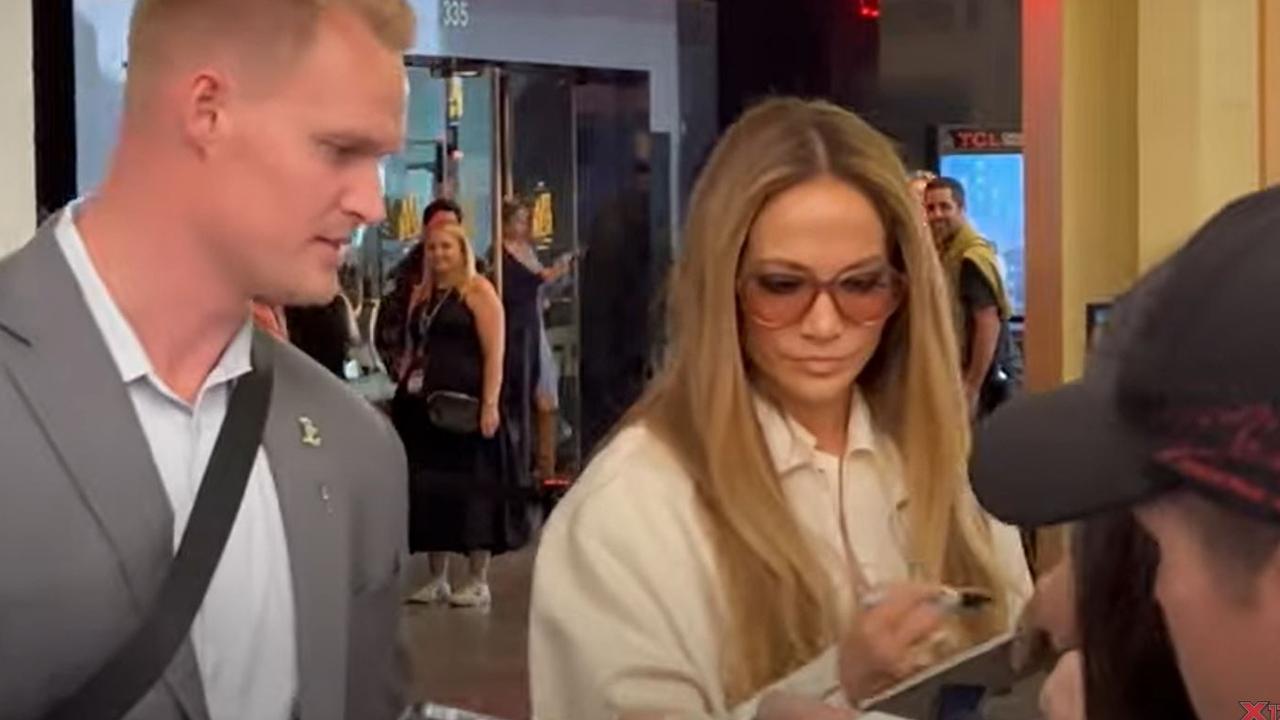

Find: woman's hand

[480,402,500,438]
[1040,650,1085,720]
[542,253,574,282]
[838,583,948,703]
[1029,555,1078,652]
[757,692,858,720]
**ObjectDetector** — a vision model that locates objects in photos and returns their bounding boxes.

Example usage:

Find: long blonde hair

[629,98,1013,701]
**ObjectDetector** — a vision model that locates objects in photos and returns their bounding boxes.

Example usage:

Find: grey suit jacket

[0,219,410,720]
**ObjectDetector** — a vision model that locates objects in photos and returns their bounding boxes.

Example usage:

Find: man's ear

[182,69,234,156]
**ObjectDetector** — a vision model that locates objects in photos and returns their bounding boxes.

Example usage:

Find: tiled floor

[403,547,537,720]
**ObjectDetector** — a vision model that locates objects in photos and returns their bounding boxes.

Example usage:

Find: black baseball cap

[971,186,1280,527]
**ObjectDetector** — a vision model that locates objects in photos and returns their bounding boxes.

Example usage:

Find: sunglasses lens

[834,271,902,324]
[741,274,817,327]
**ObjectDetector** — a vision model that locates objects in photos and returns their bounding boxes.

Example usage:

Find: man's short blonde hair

[127,0,415,99]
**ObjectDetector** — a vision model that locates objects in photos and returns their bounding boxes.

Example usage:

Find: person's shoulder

[0,223,58,295]
[463,275,500,304]
[959,257,986,276]
[959,258,998,295]
[538,423,714,589]
[545,423,700,539]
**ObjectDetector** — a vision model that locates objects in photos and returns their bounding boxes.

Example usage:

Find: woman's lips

[791,356,850,375]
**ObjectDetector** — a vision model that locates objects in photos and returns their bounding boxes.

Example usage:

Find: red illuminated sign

[942,128,1024,153]
[859,0,881,19]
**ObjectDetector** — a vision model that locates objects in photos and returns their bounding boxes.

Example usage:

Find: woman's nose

[798,290,844,340]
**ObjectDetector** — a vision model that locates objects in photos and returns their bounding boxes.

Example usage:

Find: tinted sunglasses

[738,264,904,328]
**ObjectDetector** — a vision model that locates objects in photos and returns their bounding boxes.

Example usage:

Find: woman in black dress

[391,222,512,608]
[500,199,571,482]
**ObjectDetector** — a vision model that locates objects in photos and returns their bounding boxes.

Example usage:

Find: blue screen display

[939,153,1025,316]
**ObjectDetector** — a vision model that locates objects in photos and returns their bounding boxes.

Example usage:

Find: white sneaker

[449,581,492,608]
[408,576,451,604]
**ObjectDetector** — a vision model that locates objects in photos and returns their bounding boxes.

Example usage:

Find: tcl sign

[944,128,1023,153]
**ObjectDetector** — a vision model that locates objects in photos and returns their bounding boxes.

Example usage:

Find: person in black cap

[971,187,1280,719]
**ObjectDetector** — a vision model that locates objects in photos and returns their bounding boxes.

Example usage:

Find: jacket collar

[0,209,215,720]
[753,390,878,475]
[753,389,910,509]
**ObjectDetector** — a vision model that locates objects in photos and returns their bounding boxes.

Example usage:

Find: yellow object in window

[532,182,554,240]
[397,197,414,241]
[407,195,422,239]
[448,77,464,122]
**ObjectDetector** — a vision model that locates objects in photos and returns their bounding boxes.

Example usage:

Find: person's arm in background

[960,261,1002,413]
[466,277,505,438]
[338,294,364,371]
[1023,538,1084,720]
[374,286,407,379]
[540,250,576,288]
[251,302,288,341]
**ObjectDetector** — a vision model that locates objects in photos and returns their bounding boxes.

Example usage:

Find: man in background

[925,176,1020,417]
[286,261,364,380]
[0,1,415,718]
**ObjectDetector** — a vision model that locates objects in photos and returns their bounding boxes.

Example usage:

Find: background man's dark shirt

[959,260,1021,413]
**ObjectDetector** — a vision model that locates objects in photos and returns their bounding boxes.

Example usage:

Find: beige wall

[1138,0,1260,270]
[1023,0,1265,387]
[0,1,35,257]
[1060,0,1140,382]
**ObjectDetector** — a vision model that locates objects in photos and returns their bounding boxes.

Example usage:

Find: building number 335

[442,0,471,28]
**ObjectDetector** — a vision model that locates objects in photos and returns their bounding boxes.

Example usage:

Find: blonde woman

[388,222,512,608]
[529,99,1032,719]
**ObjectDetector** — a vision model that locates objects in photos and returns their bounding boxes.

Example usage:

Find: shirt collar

[753,389,879,475]
[208,322,255,386]
[54,202,255,392]
[55,204,151,383]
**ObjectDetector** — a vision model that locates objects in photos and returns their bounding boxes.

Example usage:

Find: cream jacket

[529,395,1033,720]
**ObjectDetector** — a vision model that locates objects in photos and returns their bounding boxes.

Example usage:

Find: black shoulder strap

[43,332,277,720]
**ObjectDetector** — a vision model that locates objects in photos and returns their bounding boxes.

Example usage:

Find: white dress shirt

[530,393,1033,720]
[56,209,298,720]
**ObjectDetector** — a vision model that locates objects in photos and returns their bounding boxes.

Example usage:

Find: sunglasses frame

[736,265,906,329]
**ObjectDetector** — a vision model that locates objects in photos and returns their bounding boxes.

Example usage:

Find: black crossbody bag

[400,290,481,435]
[42,334,276,720]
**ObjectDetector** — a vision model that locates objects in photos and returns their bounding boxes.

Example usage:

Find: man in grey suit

[0,1,417,719]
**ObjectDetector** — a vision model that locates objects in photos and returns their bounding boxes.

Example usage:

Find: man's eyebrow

[317,132,395,154]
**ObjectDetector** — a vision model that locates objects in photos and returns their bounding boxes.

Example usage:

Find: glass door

[573,72,656,458]
[367,62,500,297]
[365,63,447,300]
[439,65,499,261]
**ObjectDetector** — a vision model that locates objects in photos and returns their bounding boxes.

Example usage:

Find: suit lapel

[265,357,351,720]
[0,224,210,720]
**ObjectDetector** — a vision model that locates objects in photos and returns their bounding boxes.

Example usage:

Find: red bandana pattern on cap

[1152,403,1280,519]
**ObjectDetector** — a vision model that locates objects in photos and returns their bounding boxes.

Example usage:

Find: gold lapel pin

[299,417,322,448]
